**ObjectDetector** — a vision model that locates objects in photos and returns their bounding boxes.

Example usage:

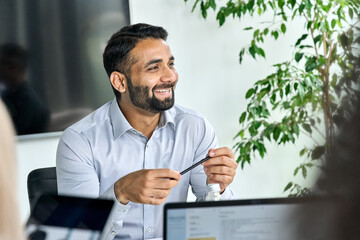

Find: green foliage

[186,0,360,196]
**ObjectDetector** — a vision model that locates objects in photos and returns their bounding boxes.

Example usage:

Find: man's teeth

[155,89,171,93]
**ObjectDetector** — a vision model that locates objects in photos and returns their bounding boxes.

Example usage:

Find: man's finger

[207,173,232,185]
[152,178,179,189]
[203,156,238,169]
[148,169,181,180]
[205,165,236,176]
[141,188,171,199]
[208,147,235,159]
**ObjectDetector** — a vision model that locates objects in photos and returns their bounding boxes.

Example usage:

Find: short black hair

[103,23,168,100]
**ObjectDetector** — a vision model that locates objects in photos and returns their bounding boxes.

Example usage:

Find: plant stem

[299,129,322,146]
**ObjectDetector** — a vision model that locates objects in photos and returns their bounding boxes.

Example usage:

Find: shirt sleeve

[100,183,131,240]
[56,128,130,239]
[220,185,236,200]
[189,117,236,201]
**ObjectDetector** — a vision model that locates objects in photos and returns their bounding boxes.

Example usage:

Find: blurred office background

[0,0,129,134]
[0,0,319,221]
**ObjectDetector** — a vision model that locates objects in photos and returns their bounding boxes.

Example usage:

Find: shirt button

[146,144,149,148]
[111,231,116,235]
[146,227,151,232]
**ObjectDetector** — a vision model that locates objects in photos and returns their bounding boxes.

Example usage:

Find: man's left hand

[202,147,238,194]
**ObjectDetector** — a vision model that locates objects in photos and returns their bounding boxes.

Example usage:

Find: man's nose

[160,66,177,82]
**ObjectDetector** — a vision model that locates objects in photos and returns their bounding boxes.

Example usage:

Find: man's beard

[126,76,175,114]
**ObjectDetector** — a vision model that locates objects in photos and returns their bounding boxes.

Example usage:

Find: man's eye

[148,66,158,71]
[169,62,175,67]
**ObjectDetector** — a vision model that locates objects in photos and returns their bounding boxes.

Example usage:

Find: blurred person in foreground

[0,99,25,239]
[294,42,360,240]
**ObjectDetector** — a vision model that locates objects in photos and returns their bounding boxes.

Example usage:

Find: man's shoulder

[169,104,207,124]
[66,101,113,134]
[170,104,205,118]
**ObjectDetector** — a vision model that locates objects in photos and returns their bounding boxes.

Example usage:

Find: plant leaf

[284,182,293,192]
[295,34,308,46]
[349,7,354,19]
[273,127,281,141]
[299,3,305,14]
[258,47,266,58]
[295,52,304,62]
[305,56,317,72]
[239,112,247,124]
[245,88,255,99]
[200,1,207,19]
[243,27,253,31]
[311,146,325,160]
[249,45,256,59]
[331,19,336,29]
[270,93,276,104]
[289,0,296,9]
[299,148,306,157]
[285,84,291,95]
[209,0,216,10]
[239,48,245,63]
[272,31,279,40]
[216,11,226,26]
[294,167,300,176]
[302,123,312,133]
[253,29,260,38]
[294,124,300,136]
[264,28,269,35]
[191,0,200,12]
[302,166,307,178]
[314,34,322,44]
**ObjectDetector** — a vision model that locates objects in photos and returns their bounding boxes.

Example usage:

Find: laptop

[26,194,115,240]
[163,197,319,240]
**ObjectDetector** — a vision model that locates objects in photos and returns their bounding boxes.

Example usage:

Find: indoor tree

[185,0,360,195]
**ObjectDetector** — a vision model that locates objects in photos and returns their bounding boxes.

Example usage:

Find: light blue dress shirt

[56,99,235,240]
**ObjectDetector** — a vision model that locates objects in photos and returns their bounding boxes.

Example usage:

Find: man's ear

[110,71,127,93]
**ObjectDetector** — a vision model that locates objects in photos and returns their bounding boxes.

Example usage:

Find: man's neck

[118,100,160,139]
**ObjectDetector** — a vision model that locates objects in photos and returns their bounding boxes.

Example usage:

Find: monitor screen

[26,194,115,240]
[164,198,328,240]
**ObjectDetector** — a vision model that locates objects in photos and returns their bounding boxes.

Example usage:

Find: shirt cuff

[220,186,236,200]
[100,183,131,239]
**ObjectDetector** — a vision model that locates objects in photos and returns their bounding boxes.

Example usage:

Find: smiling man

[56,23,237,240]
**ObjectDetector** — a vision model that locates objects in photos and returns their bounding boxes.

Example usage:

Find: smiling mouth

[154,88,172,94]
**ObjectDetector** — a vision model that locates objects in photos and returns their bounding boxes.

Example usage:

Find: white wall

[17,134,60,222]
[17,0,319,222]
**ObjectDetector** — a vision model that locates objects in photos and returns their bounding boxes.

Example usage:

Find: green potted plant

[185,0,360,195]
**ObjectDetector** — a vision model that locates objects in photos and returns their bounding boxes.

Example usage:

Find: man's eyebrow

[144,56,175,68]
[144,59,162,68]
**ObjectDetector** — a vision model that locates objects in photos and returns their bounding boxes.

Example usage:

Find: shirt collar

[110,98,176,139]
[110,99,132,140]
[159,109,175,130]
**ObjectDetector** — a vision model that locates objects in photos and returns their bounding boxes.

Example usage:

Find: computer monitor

[26,194,115,240]
[164,197,320,240]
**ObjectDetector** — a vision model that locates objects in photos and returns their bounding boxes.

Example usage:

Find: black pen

[180,156,211,175]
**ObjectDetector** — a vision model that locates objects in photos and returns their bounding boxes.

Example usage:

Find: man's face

[124,38,178,113]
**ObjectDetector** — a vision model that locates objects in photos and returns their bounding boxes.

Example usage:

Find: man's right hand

[114,169,181,205]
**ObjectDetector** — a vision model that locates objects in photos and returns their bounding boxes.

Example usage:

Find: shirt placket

[143,136,155,239]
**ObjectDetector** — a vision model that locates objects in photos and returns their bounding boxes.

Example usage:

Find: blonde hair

[0,100,24,240]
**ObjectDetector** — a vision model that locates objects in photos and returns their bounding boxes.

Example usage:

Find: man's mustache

[152,83,176,90]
